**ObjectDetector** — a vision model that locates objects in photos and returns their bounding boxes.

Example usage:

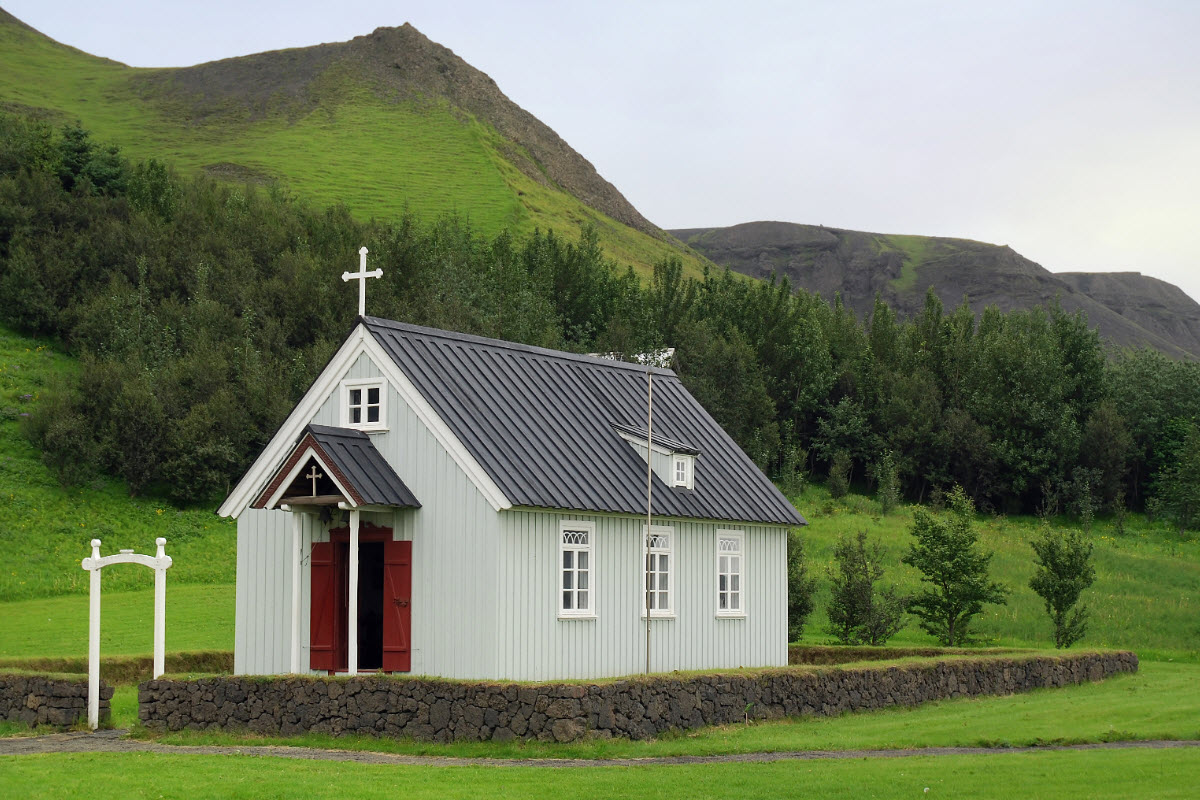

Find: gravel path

[2,730,1198,768]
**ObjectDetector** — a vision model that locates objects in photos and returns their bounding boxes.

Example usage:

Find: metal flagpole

[645,369,653,675]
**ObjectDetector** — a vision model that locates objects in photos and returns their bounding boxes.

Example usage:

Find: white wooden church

[218,255,805,680]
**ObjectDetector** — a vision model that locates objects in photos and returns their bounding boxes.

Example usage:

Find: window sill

[716,613,747,620]
[558,613,598,621]
[347,426,389,434]
[640,613,677,621]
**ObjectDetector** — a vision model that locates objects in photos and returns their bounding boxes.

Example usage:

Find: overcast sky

[9,0,1200,301]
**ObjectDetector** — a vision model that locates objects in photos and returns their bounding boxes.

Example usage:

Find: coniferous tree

[902,486,1008,645]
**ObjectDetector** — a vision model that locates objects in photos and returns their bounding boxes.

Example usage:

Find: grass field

[790,486,1200,662]
[3,748,1199,800]
[0,584,234,659]
[0,13,707,279]
[881,234,935,292]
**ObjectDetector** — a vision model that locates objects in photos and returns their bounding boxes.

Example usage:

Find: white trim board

[218,324,511,518]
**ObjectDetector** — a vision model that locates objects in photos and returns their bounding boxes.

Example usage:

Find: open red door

[382,539,412,672]
[309,541,343,671]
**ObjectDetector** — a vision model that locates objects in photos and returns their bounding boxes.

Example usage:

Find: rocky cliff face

[132,23,659,237]
[674,221,1200,359]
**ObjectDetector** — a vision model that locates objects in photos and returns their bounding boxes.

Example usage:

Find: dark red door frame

[311,525,412,674]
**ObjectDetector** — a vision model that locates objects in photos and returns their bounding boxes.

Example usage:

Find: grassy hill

[0,8,708,278]
[0,323,235,603]
[674,221,1200,359]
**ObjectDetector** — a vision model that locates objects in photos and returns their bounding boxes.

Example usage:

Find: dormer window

[673,455,694,489]
[611,422,699,491]
[341,378,387,431]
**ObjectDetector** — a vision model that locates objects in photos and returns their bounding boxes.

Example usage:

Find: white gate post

[87,539,102,732]
[153,537,167,680]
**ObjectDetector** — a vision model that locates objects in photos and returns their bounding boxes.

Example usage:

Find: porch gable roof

[252,424,420,510]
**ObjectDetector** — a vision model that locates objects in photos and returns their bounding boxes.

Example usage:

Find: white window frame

[340,377,388,432]
[558,520,596,619]
[672,454,694,489]
[716,530,746,618]
[642,525,675,618]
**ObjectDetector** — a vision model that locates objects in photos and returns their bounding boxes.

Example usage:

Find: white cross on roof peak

[342,246,383,317]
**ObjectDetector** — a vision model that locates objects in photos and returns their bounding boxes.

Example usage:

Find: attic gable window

[341,378,388,431]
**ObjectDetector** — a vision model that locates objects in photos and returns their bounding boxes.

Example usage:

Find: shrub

[825,530,907,645]
[786,530,817,641]
[828,450,852,499]
[874,450,901,515]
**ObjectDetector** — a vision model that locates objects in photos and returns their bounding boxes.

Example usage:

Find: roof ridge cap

[362,316,677,376]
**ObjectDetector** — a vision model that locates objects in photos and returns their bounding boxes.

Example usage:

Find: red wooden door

[382,539,412,672]
[309,541,343,671]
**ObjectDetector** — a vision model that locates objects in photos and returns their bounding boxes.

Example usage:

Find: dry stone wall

[1,674,113,728]
[139,651,1137,743]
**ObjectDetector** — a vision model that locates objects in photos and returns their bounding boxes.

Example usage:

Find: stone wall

[139,651,1137,743]
[0,674,113,728]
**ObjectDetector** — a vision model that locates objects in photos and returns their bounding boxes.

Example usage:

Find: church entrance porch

[310,524,411,674]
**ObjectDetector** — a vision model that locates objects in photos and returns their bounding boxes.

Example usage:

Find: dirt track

[2,730,1197,768]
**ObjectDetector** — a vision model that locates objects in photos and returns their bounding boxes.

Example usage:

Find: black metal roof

[363,317,805,526]
[305,424,421,508]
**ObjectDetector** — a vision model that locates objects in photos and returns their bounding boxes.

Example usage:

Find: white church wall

[233,508,293,675]
[495,510,788,681]
[235,350,502,678]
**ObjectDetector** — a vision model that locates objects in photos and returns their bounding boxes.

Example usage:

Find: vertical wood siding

[496,511,788,680]
[236,352,500,678]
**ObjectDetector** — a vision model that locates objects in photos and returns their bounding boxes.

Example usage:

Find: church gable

[218,323,510,518]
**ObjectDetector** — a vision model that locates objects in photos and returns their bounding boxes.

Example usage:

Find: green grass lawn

[0,584,233,659]
[2,749,1198,800]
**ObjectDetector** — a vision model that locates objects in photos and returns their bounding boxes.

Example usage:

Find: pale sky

[8,0,1200,301]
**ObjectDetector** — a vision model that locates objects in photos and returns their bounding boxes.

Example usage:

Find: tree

[825,531,907,645]
[1079,401,1132,510]
[1154,422,1200,534]
[1029,526,1096,648]
[902,486,1008,645]
[828,450,852,499]
[874,450,901,515]
[786,530,817,641]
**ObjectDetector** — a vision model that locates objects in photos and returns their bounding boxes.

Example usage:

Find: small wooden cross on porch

[342,246,383,317]
[305,465,323,497]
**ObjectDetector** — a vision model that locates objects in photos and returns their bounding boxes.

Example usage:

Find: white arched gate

[80,537,173,730]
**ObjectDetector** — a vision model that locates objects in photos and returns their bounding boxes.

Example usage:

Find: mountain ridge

[130,22,659,237]
[673,221,1200,359]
